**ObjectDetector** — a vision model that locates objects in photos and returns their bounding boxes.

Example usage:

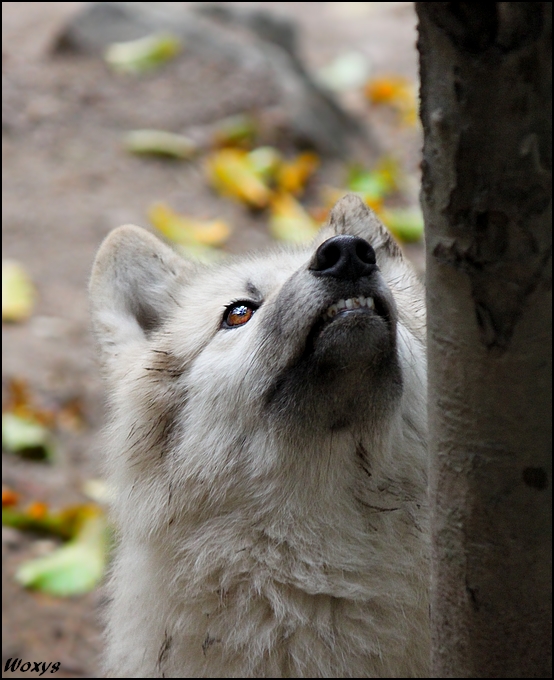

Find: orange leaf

[2,488,20,508]
[277,152,320,196]
[364,75,418,126]
[27,501,48,521]
[3,377,55,427]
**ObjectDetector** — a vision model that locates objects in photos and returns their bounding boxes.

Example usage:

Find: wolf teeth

[323,296,375,321]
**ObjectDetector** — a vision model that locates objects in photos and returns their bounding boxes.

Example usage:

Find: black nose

[310,235,376,280]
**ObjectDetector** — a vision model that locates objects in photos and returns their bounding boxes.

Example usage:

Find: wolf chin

[90,195,429,678]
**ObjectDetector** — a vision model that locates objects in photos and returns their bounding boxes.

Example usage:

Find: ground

[2,3,421,677]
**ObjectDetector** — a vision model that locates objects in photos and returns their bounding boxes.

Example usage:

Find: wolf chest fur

[90,194,429,677]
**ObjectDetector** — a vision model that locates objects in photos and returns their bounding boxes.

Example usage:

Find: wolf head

[90,194,429,677]
[90,193,427,522]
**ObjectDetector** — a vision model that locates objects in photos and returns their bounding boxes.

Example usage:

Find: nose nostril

[355,241,376,266]
[319,243,341,269]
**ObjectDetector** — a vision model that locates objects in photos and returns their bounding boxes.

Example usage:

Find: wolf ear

[89,225,192,365]
[314,193,403,260]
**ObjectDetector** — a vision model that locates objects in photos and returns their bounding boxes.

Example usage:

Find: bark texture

[416,3,552,677]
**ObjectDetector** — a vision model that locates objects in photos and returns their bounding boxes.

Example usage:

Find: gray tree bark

[416,3,552,677]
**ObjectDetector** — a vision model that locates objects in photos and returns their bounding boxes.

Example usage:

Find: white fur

[90,195,430,677]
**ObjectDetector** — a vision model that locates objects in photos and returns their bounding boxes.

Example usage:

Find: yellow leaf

[2,261,35,322]
[277,152,320,196]
[269,193,320,243]
[148,203,230,247]
[104,33,182,74]
[205,149,272,208]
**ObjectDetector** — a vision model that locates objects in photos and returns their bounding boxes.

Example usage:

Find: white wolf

[90,194,429,678]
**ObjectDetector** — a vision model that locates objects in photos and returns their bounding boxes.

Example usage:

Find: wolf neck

[132,422,430,678]
[155,412,425,574]
[177,417,398,524]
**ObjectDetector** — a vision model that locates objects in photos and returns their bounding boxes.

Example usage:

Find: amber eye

[222,301,258,328]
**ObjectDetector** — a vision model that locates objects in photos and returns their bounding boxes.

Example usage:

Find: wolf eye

[222,301,258,328]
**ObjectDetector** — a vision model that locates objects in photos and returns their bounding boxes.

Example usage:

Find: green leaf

[346,158,400,202]
[381,207,425,243]
[15,508,109,597]
[347,169,389,199]
[247,147,282,182]
[105,33,182,74]
[123,130,197,159]
[212,114,258,148]
[2,413,53,460]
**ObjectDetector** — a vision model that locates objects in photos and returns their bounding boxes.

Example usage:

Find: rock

[54,2,377,158]
[194,3,301,62]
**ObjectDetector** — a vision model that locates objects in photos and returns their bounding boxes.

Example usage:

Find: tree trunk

[416,3,552,677]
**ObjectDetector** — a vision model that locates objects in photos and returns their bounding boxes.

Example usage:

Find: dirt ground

[2,3,421,677]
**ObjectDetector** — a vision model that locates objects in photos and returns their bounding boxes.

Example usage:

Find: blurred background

[2,3,423,676]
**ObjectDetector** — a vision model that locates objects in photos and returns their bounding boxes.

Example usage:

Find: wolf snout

[310,235,377,280]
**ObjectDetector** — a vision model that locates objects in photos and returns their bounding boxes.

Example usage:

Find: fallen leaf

[277,152,320,196]
[56,397,86,432]
[2,413,54,461]
[2,502,84,540]
[123,129,198,159]
[380,207,425,242]
[205,149,272,208]
[364,75,418,126]
[27,501,48,521]
[347,157,400,202]
[2,488,20,508]
[248,146,282,183]
[82,479,113,505]
[148,203,230,247]
[269,193,320,243]
[347,168,388,202]
[373,156,402,193]
[15,506,109,597]
[3,377,54,426]
[212,114,258,148]
[105,33,182,74]
[2,377,84,436]
[2,261,35,322]
[316,51,371,92]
